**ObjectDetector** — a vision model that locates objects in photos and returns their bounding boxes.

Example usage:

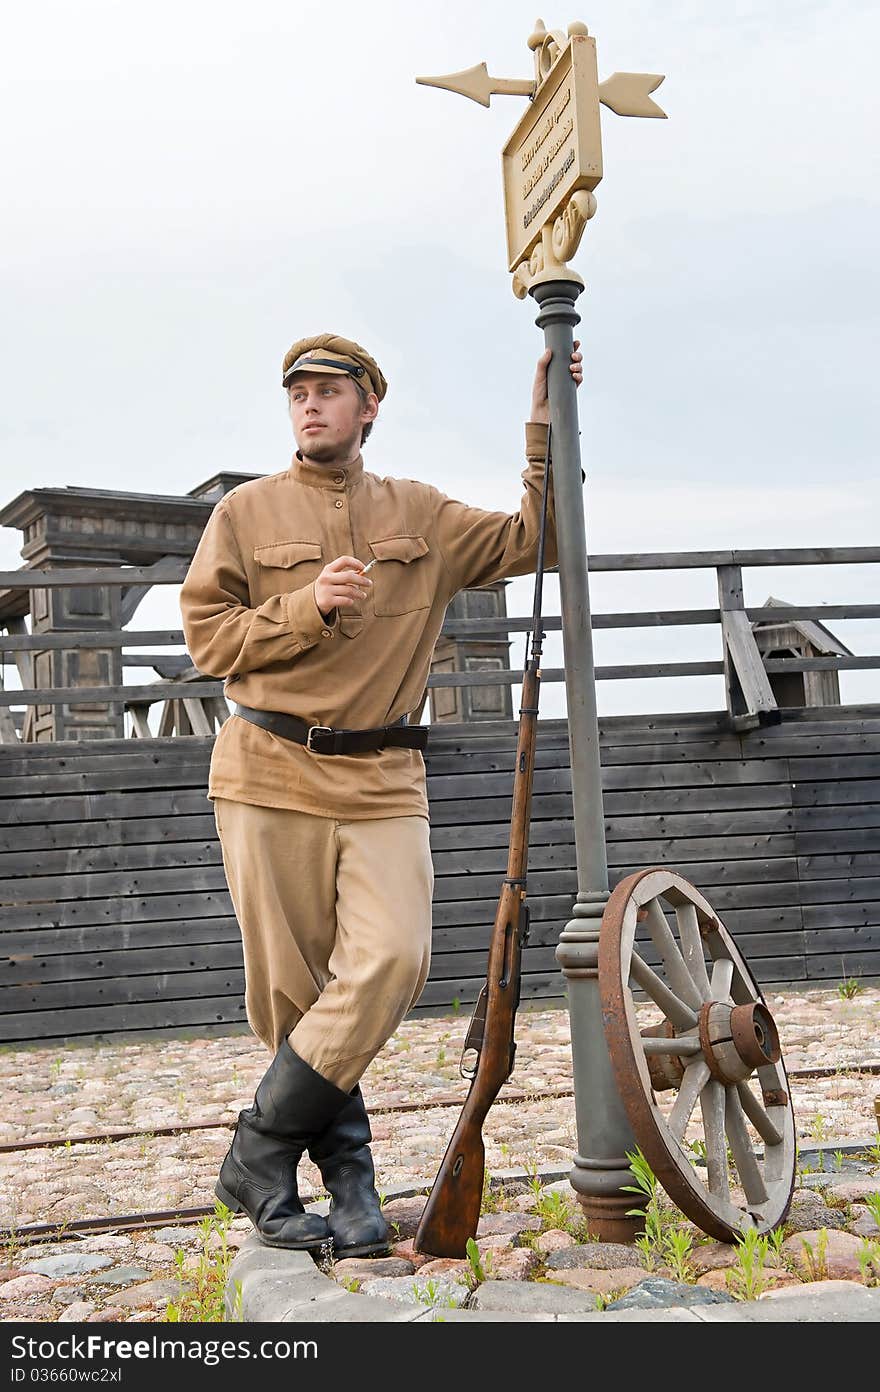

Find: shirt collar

[290,451,364,489]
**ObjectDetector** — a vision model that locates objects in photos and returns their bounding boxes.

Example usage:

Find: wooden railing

[0,546,878,741]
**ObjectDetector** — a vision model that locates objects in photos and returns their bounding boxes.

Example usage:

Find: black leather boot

[216,1041,350,1251]
[308,1086,391,1258]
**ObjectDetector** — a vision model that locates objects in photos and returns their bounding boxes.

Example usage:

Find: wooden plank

[439,810,795,854]
[794,805,880,832]
[427,783,793,827]
[128,706,153,738]
[792,780,880,808]
[0,630,187,651]
[0,562,190,588]
[427,758,793,801]
[0,681,224,707]
[0,887,234,932]
[0,812,218,855]
[763,656,880,673]
[787,755,880,781]
[796,877,880,905]
[427,662,726,687]
[0,993,248,1044]
[802,903,880,930]
[0,734,213,763]
[0,965,246,1016]
[0,746,213,779]
[0,836,223,880]
[0,787,212,828]
[718,565,779,719]
[796,853,880,880]
[432,835,796,877]
[0,863,230,904]
[804,951,880,982]
[788,925,879,955]
[0,917,242,959]
[795,828,880,856]
[0,761,216,799]
[439,604,880,640]
[585,546,880,571]
[0,706,19,744]
[1,940,244,989]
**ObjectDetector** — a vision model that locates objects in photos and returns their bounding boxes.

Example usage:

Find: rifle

[413,430,553,1258]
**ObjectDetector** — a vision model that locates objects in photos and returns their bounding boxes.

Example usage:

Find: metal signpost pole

[418,18,667,1237]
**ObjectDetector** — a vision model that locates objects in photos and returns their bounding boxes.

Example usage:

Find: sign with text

[501,35,602,271]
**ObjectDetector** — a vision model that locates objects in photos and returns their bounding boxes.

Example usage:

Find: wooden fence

[1,703,877,1046]
[0,545,878,1044]
[1,546,879,737]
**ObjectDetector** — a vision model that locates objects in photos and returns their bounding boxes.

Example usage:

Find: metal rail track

[2,1065,878,1246]
[2,1063,878,1157]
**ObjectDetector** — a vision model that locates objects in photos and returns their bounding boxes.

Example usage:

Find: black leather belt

[234,704,429,755]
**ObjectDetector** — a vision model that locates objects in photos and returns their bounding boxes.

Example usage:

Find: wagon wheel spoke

[630,951,699,1032]
[725,1085,769,1207]
[710,956,735,1001]
[644,899,703,1011]
[699,1079,729,1201]
[668,1059,711,1141]
[641,1035,703,1058]
[735,1080,784,1148]
[674,901,712,1002]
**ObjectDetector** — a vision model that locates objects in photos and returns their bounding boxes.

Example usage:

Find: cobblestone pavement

[1,985,878,1321]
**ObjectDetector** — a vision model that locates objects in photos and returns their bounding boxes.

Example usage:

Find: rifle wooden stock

[413,893,530,1257]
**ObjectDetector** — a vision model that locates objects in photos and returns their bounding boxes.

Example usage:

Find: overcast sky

[2,1,877,720]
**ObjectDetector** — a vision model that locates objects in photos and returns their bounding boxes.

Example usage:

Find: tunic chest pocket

[367,534,432,616]
[252,540,323,596]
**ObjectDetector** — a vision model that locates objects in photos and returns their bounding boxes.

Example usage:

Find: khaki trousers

[213,798,434,1091]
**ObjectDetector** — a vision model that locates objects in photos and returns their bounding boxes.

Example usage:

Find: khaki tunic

[179,421,555,819]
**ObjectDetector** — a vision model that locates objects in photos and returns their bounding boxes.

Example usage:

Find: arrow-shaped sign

[416,63,534,107]
[417,62,666,118]
[597,72,666,118]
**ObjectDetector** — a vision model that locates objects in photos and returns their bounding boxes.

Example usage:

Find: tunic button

[334,499,344,508]
[334,474,344,483]
[321,629,333,638]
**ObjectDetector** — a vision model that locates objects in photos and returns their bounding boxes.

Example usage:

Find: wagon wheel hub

[698,1000,781,1085]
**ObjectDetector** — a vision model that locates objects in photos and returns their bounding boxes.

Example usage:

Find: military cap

[281,333,387,402]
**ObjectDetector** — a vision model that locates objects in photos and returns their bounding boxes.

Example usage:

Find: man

[180,331,582,1259]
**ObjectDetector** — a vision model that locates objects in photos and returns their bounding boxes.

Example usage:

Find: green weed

[163,1201,241,1322]
[857,1239,880,1286]
[837,976,862,1000]
[414,1277,458,1310]
[622,1148,693,1276]
[807,1113,831,1143]
[799,1227,829,1282]
[726,1224,774,1301]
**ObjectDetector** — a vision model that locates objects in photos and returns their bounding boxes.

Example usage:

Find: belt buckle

[306,725,333,753]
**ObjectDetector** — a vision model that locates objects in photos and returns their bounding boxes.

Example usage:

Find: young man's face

[287,371,377,465]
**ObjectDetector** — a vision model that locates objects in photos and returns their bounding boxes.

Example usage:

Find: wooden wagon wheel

[599,867,797,1242]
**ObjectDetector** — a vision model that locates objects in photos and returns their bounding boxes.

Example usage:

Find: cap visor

[283,363,353,386]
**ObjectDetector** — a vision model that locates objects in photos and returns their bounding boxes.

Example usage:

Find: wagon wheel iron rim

[598,867,797,1242]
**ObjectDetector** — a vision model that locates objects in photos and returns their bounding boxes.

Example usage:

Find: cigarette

[362,558,379,573]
